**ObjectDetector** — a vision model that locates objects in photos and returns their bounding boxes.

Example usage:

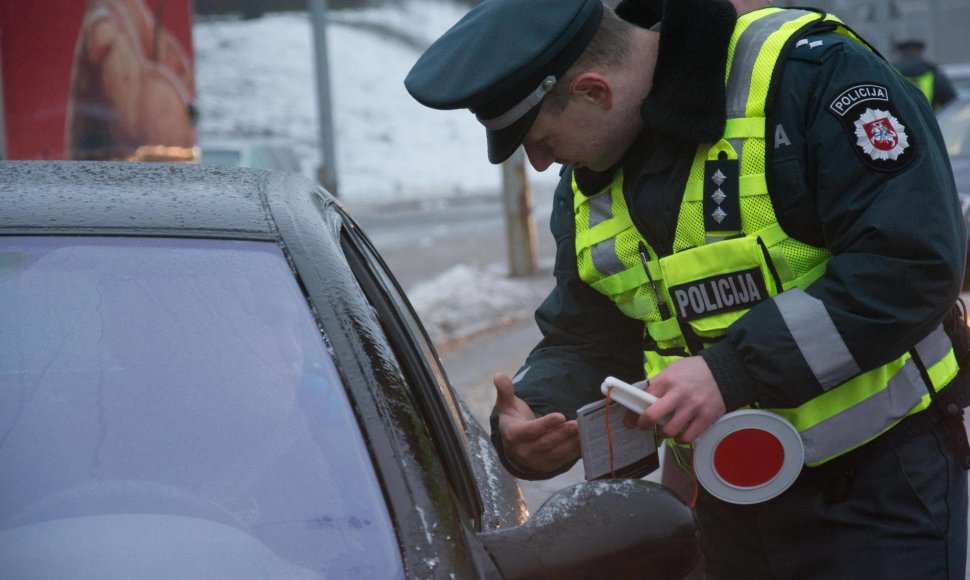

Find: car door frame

[266,173,501,577]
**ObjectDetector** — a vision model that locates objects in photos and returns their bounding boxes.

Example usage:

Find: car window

[338,220,485,527]
[199,149,243,166]
[0,236,403,579]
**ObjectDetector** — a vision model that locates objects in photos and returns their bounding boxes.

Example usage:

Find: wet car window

[0,237,403,579]
[339,226,485,527]
[340,227,467,443]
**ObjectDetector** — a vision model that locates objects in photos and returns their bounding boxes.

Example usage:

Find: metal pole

[501,148,538,277]
[309,0,339,195]
[928,0,940,62]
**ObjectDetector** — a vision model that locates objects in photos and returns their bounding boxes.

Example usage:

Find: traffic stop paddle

[601,377,804,504]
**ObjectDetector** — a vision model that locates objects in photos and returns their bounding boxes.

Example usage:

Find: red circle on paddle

[712,428,785,488]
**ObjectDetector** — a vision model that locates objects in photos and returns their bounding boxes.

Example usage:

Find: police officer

[406,0,969,578]
[893,39,959,111]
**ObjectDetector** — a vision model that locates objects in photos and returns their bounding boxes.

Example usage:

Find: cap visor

[485,105,542,164]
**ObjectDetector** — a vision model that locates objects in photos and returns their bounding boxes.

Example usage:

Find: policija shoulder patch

[827,83,915,172]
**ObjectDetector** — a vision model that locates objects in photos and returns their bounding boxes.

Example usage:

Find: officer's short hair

[544,8,635,113]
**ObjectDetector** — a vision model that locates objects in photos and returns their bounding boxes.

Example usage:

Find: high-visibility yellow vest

[904,70,936,107]
[574,8,959,466]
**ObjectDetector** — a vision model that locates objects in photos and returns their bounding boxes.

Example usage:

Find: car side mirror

[479,479,699,579]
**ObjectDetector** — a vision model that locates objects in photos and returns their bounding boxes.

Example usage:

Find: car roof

[0,161,314,239]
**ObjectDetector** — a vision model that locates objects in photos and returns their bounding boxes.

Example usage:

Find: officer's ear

[570,72,613,110]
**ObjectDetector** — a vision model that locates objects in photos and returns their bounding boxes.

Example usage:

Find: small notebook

[577,397,660,480]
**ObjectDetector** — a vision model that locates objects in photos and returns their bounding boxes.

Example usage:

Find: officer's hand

[637,357,726,444]
[493,373,580,473]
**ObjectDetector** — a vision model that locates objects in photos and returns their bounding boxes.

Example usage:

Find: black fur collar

[617,0,737,147]
[573,0,737,194]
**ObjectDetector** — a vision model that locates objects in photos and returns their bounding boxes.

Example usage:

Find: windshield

[0,237,403,579]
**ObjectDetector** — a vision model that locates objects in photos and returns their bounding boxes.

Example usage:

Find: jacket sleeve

[701,33,966,411]
[490,174,645,479]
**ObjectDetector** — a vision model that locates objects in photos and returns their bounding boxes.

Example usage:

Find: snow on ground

[408,263,552,347]
[193,0,559,344]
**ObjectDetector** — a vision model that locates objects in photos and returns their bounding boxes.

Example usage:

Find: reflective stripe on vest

[775,288,861,390]
[776,324,956,464]
[573,8,959,465]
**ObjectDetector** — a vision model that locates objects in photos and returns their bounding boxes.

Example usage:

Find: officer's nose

[524,142,556,172]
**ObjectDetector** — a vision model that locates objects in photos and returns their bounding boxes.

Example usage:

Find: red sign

[0,0,196,161]
[694,409,804,504]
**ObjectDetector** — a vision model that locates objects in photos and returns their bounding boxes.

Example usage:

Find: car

[942,63,970,100]
[0,161,699,579]
[939,95,970,194]
[937,96,970,286]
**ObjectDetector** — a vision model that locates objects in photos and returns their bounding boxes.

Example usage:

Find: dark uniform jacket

[894,55,959,110]
[491,8,966,479]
